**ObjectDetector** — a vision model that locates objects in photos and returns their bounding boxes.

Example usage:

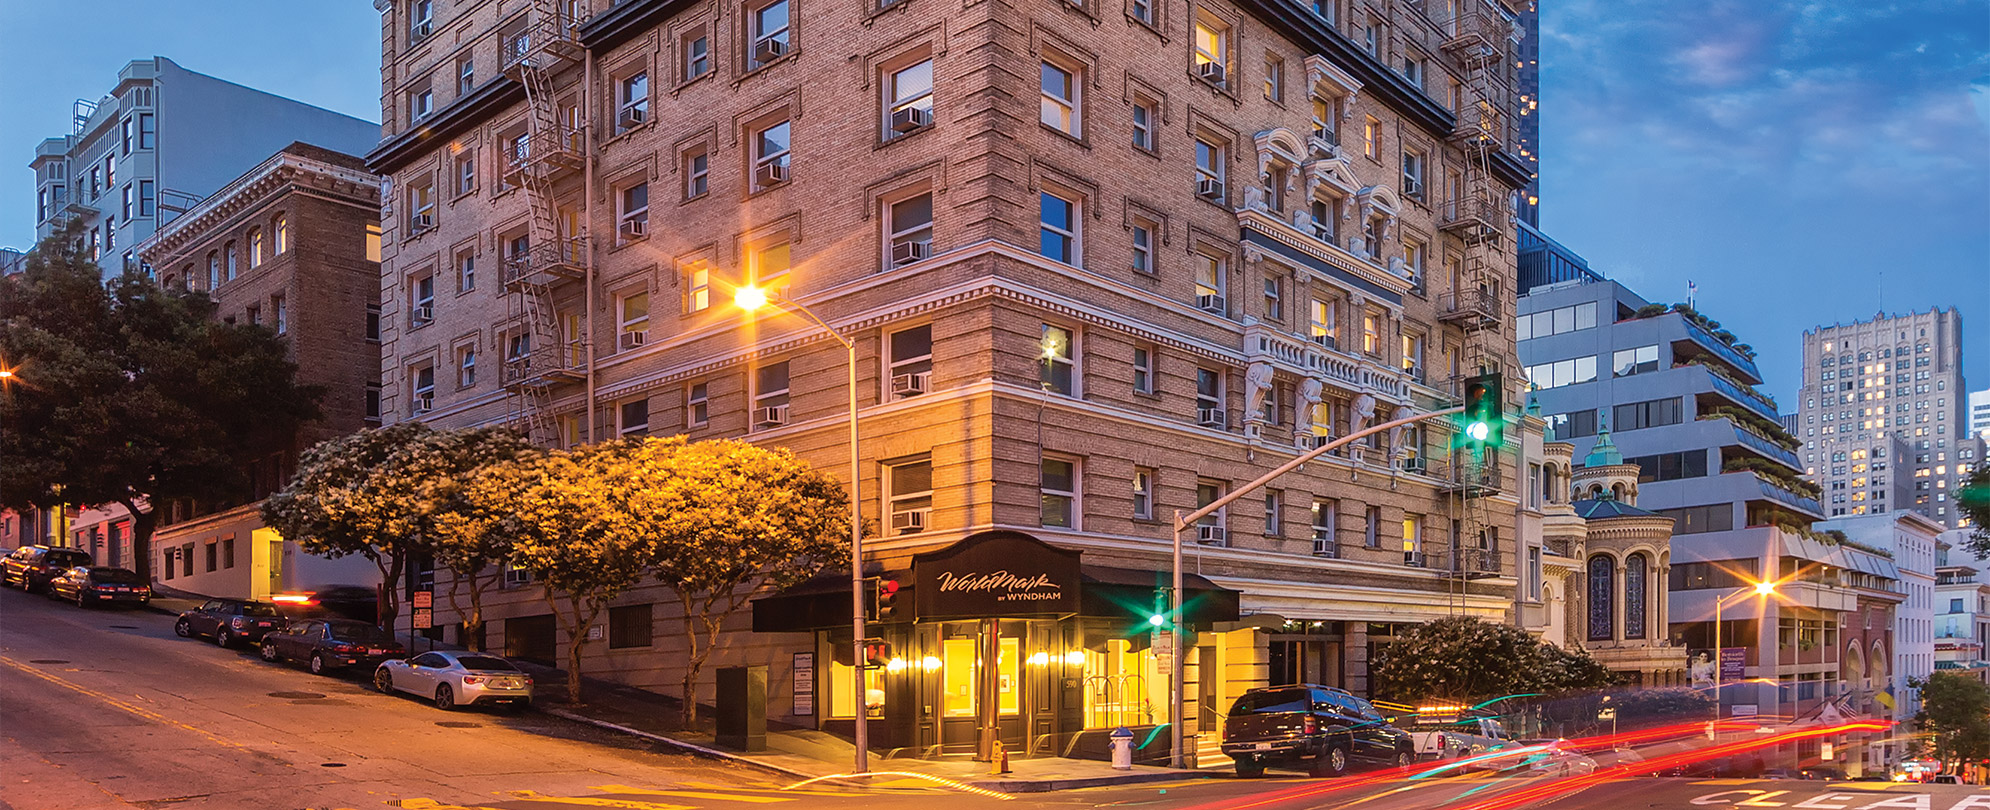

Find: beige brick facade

[369,0,1537,755]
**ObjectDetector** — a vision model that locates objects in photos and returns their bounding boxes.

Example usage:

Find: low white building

[1817,512,1946,724]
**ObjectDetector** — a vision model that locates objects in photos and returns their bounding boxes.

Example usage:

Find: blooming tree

[403,427,537,650]
[261,423,435,627]
[1371,616,1612,703]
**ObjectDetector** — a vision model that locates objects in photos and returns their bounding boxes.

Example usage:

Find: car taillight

[332,642,357,652]
[1435,734,1448,749]
[1304,715,1319,735]
[461,676,482,685]
[230,617,246,629]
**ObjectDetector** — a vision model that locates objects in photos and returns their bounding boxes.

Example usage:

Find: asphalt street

[4,585,1984,810]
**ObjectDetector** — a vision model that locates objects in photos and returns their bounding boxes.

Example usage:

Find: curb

[961,769,1206,793]
[541,708,819,781]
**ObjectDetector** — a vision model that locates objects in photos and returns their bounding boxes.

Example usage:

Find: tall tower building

[1797,308,1968,528]
[1515,1,1539,227]
[26,56,378,277]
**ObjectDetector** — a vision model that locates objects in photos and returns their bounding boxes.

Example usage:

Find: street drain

[29,659,68,664]
[268,691,326,700]
[320,762,348,768]
[435,721,480,729]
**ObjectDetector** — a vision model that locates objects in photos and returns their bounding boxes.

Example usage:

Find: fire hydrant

[988,739,1012,775]
[1109,726,1135,771]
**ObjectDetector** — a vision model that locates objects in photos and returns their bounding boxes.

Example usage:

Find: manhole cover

[320,762,348,768]
[435,721,480,729]
[268,691,325,700]
[29,659,68,664]
[109,625,139,629]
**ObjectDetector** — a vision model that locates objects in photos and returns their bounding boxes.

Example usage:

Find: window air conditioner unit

[1404,550,1427,567]
[1197,60,1227,84]
[1197,407,1226,427]
[411,20,433,40]
[619,331,647,350]
[891,238,930,266]
[411,304,434,324]
[409,212,434,232]
[1196,177,1225,201]
[1197,525,1228,545]
[619,218,648,240]
[414,393,435,414]
[891,371,929,397]
[1312,534,1338,557]
[1402,456,1428,474]
[1299,433,1329,450]
[890,509,928,533]
[889,106,932,134]
[1310,333,1338,350]
[1405,364,1424,381]
[754,160,789,187]
[753,37,788,66]
[754,404,789,427]
[617,106,648,131]
[1197,293,1225,313]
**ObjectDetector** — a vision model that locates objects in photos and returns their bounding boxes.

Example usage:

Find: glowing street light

[1712,578,1780,728]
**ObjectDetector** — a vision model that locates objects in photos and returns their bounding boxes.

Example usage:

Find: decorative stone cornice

[139,150,378,266]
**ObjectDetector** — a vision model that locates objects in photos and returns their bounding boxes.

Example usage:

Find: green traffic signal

[1147,613,1166,627]
[1461,373,1504,450]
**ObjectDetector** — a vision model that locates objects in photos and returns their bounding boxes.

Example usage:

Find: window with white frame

[1401,149,1426,200]
[753,361,791,428]
[618,291,650,350]
[1312,96,1338,144]
[1038,191,1078,265]
[207,253,220,289]
[684,31,711,80]
[458,343,477,387]
[886,458,934,536]
[887,192,933,268]
[456,151,476,195]
[1264,488,1283,537]
[750,241,791,290]
[1402,332,1424,377]
[752,120,792,190]
[1039,61,1079,136]
[456,248,475,293]
[1264,55,1284,102]
[1130,0,1153,24]
[1402,237,1425,280]
[887,324,933,400]
[1132,344,1156,394]
[1364,115,1381,159]
[248,227,265,269]
[1310,198,1339,244]
[749,0,791,68]
[619,182,649,241]
[410,363,436,414]
[617,71,649,133]
[1310,298,1338,346]
[687,381,709,426]
[409,82,434,122]
[1361,309,1381,355]
[1131,96,1156,151]
[272,294,288,334]
[1402,55,1424,89]
[1196,368,1225,427]
[1194,252,1225,312]
[1132,467,1155,519]
[1040,457,1078,529]
[1195,479,1226,543]
[1312,498,1338,555]
[619,398,650,437]
[275,215,289,254]
[1194,138,1225,201]
[410,273,435,327]
[1040,323,1075,395]
[683,260,711,312]
[1402,513,1423,562]
[1193,20,1228,86]
[884,59,934,140]
[1263,274,1285,321]
[458,57,475,94]
[410,0,434,38]
[409,178,435,233]
[1131,219,1155,274]
[683,146,710,198]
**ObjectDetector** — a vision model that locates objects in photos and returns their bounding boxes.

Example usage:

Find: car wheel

[1311,742,1351,778]
[44,585,60,601]
[309,653,327,675]
[260,643,280,662]
[75,591,88,608]
[1395,749,1416,769]
[374,668,394,694]
[214,629,232,649]
[1235,759,1265,778]
[434,684,455,711]
[174,618,191,637]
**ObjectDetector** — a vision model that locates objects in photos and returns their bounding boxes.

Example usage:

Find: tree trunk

[463,565,490,652]
[115,498,157,584]
[374,553,406,630]
[545,590,599,704]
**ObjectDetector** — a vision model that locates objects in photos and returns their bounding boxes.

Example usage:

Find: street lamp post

[1711,580,1777,730]
[734,286,868,774]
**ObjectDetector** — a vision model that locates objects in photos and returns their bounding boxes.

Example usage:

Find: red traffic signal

[863,639,893,668]
[873,578,902,621]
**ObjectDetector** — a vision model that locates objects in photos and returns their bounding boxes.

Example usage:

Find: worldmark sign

[913,531,1081,620]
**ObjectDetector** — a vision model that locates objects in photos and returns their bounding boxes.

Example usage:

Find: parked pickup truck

[1221,685,1416,778]
[1406,709,1516,764]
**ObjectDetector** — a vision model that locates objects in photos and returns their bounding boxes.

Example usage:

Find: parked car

[271,585,380,624]
[1221,684,1416,778]
[259,619,405,674]
[46,567,151,607]
[175,599,287,647]
[1407,709,1514,763]
[3,546,95,592]
[375,651,534,711]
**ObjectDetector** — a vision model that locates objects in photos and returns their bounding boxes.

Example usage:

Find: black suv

[176,599,287,648]
[2,546,95,593]
[1221,685,1416,777]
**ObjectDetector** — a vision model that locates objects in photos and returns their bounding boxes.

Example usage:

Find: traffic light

[871,578,901,622]
[1460,372,1504,450]
[863,639,892,668]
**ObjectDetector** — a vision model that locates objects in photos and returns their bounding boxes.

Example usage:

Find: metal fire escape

[1433,1,1521,589]
[498,0,591,446]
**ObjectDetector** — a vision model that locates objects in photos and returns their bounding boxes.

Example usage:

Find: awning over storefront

[751,530,1240,632]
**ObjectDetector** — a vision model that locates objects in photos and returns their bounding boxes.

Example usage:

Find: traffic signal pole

[1168,404,1467,769]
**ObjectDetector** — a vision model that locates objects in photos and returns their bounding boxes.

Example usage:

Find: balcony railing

[1679,316,1764,384]
[1727,420,1803,471]
[1751,473,1824,517]
[1703,366,1781,423]
[1242,323,1409,403]
[501,236,587,288]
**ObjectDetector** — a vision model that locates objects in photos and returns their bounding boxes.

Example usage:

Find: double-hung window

[618,292,650,350]
[411,273,435,327]
[750,0,791,68]
[206,253,221,289]
[1196,368,1225,427]
[1312,499,1338,556]
[410,83,434,122]
[274,215,289,254]
[1264,489,1283,537]
[617,72,649,133]
[409,179,435,234]
[1193,21,1227,86]
[619,399,650,437]
[684,33,711,79]
[1194,253,1225,313]
[1039,62,1079,136]
[122,186,133,220]
[458,344,478,388]
[457,151,476,195]
[1132,345,1155,394]
[1040,324,1074,395]
[753,361,791,429]
[1131,98,1156,151]
[1040,458,1078,529]
[1194,139,1225,200]
[887,193,933,268]
[687,382,710,426]
[138,114,156,149]
[1195,480,1226,543]
[1132,468,1155,520]
[1401,150,1426,199]
[411,364,436,414]
[887,325,934,400]
[1310,298,1338,347]
[684,147,710,198]
[410,0,434,39]
[619,182,649,242]
[248,228,265,269]
[1312,96,1338,144]
[1131,220,1155,274]
[1038,191,1078,265]
[458,58,475,94]
[683,260,710,312]
[885,60,934,140]
[1263,275,1284,321]
[886,459,934,536]
[752,120,792,190]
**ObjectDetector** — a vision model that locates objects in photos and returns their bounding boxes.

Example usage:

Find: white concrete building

[1969,388,1990,440]
[1817,511,1945,724]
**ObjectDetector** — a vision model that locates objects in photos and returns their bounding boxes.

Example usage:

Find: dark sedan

[175,599,287,648]
[260,619,405,675]
[46,567,151,607]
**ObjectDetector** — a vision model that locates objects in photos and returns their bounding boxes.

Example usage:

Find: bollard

[1109,726,1135,771]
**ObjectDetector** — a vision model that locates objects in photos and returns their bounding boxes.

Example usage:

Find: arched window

[207,252,220,288]
[248,227,264,268]
[274,214,289,254]
[224,241,238,280]
[1624,553,1648,639]
[1587,554,1614,642]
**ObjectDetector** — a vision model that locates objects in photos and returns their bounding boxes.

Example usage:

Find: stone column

[1345,623,1370,695]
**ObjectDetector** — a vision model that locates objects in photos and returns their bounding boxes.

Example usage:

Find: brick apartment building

[368,0,1533,759]
[62,143,385,600]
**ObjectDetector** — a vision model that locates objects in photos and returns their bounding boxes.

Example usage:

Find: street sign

[1720,647,1745,680]
[411,608,433,628]
[412,590,433,610]
[1731,704,1759,718]
[1153,631,1175,678]
[792,653,815,716]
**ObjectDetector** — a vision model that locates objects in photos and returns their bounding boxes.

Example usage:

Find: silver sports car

[374,650,534,710]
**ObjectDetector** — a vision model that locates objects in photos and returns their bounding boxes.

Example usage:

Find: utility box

[715,665,768,752]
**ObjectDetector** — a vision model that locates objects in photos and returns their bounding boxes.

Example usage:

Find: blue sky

[1,0,1984,404]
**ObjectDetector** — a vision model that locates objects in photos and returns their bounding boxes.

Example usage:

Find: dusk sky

[1,0,1983,405]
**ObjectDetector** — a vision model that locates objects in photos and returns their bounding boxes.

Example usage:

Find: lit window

[1364,115,1381,159]
[1193,21,1227,85]
[683,260,710,312]
[1040,61,1079,135]
[274,215,289,254]
[1040,324,1075,395]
